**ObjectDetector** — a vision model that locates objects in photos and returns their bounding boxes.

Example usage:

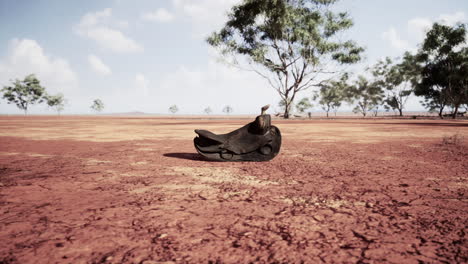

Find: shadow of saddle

[194,114,281,161]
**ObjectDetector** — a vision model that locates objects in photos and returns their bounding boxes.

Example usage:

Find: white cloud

[85,27,143,53]
[438,11,466,26]
[382,27,410,51]
[88,54,112,75]
[75,8,143,53]
[172,0,242,36]
[135,73,149,96]
[79,8,112,28]
[142,8,175,22]
[173,0,239,21]
[407,12,467,40]
[153,49,276,114]
[116,20,130,29]
[407,17,432,38]
[0,39,78,94]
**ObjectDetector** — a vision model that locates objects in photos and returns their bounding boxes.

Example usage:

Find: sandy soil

[0,116,467,264]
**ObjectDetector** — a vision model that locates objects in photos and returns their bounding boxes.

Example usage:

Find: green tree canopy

[204,107,212,115]
[169,105,179,114]
[1,74,46,115]
[372,55,416,116]
[413,22,467,118]
[315,73,347,117]
[45,93,66,115]
[345,75,384,117]
[223,105,233,114]
[296,97,313,114]
[208,0,363,118]
[91,99,104,113]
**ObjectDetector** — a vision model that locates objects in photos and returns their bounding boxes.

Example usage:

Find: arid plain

[0,116,467,263]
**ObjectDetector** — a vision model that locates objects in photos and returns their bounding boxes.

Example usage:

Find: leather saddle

[194,113,281,161]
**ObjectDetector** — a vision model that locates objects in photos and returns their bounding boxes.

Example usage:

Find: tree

[207,0,363,118]
[91,99,104,113]
[169,105,179,114]
[223,105,233,115]
[316,74,347,117]
[277,98,294,115]
[204,107,212,115]
[1,74,46,115]
[45,93,66,115]
[345,75,384,117]
[296,97,313,114]
[413,23,467,119]
[372,55,415,116]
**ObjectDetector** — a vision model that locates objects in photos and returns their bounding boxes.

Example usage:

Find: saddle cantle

[193,106,281,161]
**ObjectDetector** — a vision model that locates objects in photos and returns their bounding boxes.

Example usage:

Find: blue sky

[0,0,466,115]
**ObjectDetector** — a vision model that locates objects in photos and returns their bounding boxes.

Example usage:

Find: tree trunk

[282,90,290,119]
[398,108,403,116]
[438,107,444,119]
[283,89,298,119]
[359,103,366,117]
[452,104,459,119]
[326,111,329,118]
[283,106,290,119]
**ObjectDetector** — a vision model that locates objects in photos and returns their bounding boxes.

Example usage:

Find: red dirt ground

[0,116,467,264]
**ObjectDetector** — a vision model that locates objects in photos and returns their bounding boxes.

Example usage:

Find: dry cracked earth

[0,116,467,263]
